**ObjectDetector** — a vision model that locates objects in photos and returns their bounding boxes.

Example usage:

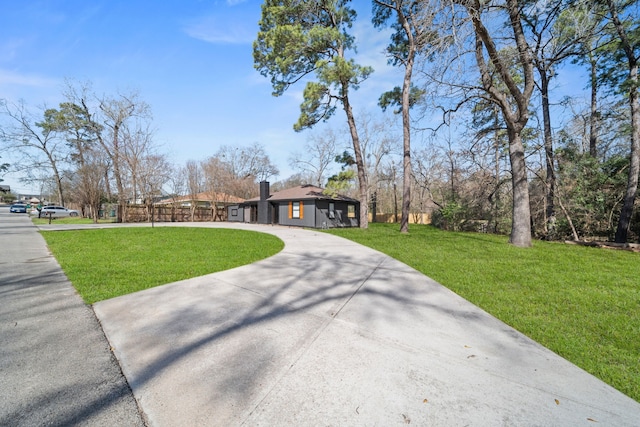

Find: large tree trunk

[608,0,639,243]
[507,126,532,247]
[343,88,369,229]
[398,7,415,234]
[615,62,640,243]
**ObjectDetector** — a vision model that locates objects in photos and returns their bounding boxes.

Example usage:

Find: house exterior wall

[227,205,244,222]
[276,201,316,228]
[228,196,359,228]
[274,200,358,228]
[314,200,358,228]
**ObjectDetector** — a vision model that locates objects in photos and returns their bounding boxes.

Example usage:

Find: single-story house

[228,181,359,228]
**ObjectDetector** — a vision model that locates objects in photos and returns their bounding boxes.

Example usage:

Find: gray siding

[277,201,316,228]
[229,199,358,228]
[315,200,358,228]
[227,205,243,222]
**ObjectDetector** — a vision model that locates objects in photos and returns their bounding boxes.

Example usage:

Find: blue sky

[1,0,404,194]
[1,0,590,195]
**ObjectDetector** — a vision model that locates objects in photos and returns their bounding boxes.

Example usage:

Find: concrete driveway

[3,213,640,426]
[88,222,640,426]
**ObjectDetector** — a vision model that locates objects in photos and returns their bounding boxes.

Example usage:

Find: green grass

[41,227,284,304]
[32,217,116,225]
[325,223,640,402]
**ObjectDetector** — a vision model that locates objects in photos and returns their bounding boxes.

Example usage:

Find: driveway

[86,222,640,426]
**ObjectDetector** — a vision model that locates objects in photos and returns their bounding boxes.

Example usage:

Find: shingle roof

[245,185,358,203]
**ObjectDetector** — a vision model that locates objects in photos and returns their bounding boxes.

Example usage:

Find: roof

[244,185,358,203]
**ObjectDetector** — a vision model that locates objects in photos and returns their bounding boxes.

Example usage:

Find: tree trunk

[589,56,599,158]
[539,70,556,238]
[507,126,533,247]
[342,85,369,229]
[608,0,639,243]
[614,62,640,243]
[398,7,415,234]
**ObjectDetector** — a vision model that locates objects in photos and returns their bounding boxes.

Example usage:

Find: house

[228,181,359,228]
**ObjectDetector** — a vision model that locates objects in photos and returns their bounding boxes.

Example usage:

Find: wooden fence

[110,205,228,223]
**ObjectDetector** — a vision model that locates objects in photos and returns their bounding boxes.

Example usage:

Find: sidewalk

[88,222,640,426]
[0,210,145,426]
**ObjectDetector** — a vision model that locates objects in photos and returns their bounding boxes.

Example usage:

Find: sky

[0,0,406,195]
[0,0,590,196]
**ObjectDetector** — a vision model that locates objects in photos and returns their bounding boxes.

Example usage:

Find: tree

[97,92,152,222]
[353,112,397,221]
[217,142,279,184]
[185,159,202,220]
[1,99,69,205]
[137,153,171,222]
[254,0,373,228]
[45,100,106,221]
[522,0,595,239]
[373,0,432,233]
[426,0,537,246]
[288,129,338,186]
[325,151,357,197]
[599,0,640,243]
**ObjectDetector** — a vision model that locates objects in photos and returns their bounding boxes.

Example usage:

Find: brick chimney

[258,181,271,224]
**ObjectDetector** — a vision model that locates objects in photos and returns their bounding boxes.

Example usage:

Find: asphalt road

[0,206,145,426]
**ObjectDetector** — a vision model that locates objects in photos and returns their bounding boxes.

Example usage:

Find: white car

[33,206,80,218]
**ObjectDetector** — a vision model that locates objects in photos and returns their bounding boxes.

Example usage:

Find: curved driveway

[4,213,640,426]
[93,222,640,426]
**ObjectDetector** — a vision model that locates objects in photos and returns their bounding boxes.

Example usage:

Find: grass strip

[41,227,283,305]
[325,223,640,402]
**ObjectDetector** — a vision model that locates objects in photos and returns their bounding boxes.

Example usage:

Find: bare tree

[417,0,537,246]
[137,153,171,221]
[97,92,152,222]
[185,159,203,221]
[0,99,70,205]
[288,129,339,187]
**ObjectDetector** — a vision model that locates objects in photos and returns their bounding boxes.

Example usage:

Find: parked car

[33,205,80,218]
[10,203,28,213]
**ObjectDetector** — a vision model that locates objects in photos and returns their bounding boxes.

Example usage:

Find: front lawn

[41,227,284,304]
[326,223,640,402]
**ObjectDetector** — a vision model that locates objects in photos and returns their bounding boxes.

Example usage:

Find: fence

[370,212,432,224]
[105,205,228,223]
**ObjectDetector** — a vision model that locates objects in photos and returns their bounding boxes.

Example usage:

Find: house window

[347,204,356,218]
[289,201,304,219]
[231,209,238,216]
[329,202,335,219]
